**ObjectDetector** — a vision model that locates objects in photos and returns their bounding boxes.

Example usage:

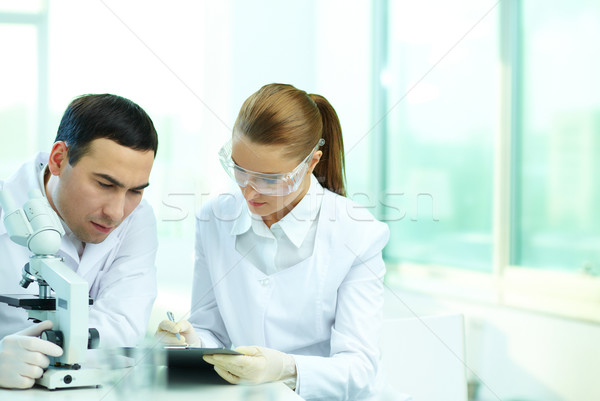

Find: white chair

[380,314,468,401]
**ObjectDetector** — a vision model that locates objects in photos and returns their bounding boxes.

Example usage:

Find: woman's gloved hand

[154,319,202,347]
[203,346,297,389]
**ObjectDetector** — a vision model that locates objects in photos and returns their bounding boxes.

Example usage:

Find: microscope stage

[0,294,93,310]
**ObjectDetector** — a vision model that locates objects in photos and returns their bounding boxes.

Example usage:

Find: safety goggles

[218,138,325,196]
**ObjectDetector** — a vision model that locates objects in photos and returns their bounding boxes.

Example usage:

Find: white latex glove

[0,320,64,389]
[154,319,202,347]
[203,346,297,388]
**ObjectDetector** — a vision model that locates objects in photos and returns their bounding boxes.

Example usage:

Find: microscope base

[37,366,103,390]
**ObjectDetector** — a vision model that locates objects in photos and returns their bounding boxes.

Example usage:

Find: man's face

[47,138,155,244]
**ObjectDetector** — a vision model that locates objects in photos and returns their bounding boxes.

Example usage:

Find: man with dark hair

[0,94,159,389]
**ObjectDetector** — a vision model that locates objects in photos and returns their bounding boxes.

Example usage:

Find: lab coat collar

[56,216,85,266]
[229,175,324,248]
[249,214,273,239]
[275,174,323,248]
[76,233,118,277]
[230,199,252,236]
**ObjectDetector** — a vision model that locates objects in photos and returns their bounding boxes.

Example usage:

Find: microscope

[0,188,101,389]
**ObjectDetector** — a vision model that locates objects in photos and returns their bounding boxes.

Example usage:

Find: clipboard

[164,346,241,370]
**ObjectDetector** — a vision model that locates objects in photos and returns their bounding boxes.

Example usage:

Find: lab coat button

[259,278,270,286]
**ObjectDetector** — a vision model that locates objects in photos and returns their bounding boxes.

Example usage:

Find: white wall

[383,286,600,401]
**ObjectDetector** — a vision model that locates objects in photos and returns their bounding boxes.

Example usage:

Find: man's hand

[0,320,64,389]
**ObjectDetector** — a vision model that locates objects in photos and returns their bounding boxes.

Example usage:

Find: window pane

[0,1,44,13]
[383,1,497,271]
[515,0,600,273]
[0,24,38,178]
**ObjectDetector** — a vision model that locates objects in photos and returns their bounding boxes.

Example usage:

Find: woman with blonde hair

[157,83,389,400]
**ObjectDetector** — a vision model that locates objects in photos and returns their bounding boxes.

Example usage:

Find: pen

[166,311,181,340]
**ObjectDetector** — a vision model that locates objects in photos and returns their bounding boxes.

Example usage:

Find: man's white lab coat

[189,186,389,400]
[0,153,158,347]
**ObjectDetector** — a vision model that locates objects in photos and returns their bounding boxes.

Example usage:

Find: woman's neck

[262,176,311,228]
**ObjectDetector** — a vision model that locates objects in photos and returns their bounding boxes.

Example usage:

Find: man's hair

[55,94,158,165]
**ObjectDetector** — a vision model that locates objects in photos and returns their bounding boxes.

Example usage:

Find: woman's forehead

[231,136,297,174]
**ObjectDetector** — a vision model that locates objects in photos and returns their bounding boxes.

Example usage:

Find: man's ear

[48,141,69,176]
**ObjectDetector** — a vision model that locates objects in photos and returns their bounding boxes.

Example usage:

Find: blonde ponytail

[310,94,346,196]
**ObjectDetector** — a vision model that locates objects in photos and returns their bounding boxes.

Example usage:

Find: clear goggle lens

[218,138,324,196]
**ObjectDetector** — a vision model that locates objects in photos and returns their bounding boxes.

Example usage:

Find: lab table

[0,364,304,400]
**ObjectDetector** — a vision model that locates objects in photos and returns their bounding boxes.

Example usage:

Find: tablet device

[164,346,241,370]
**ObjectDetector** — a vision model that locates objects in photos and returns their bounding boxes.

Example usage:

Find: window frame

[379,0,600,323]
[0,1,49,151]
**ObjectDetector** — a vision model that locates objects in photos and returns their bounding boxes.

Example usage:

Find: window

[0,1,47,177]
[380,0,497,272]
[515,0,600,273]
[380,0,600,321]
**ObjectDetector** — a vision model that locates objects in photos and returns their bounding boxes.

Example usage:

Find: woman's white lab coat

[189,186,389,401]
[0,153,158,347]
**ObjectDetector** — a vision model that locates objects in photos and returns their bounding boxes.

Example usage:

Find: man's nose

[103,193,126,223]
